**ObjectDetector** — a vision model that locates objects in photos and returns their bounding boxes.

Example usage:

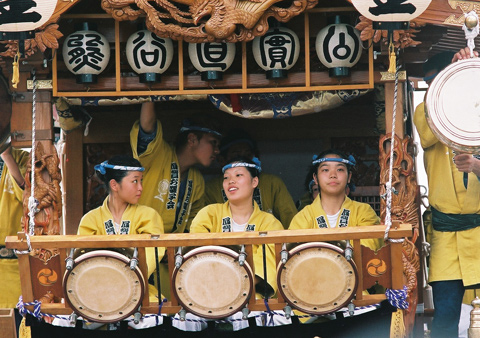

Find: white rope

[383,50,400,242]
[463,11,479,55]
[27,69,39,237]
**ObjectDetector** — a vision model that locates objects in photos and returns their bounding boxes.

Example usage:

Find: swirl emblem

[366,258,387,277]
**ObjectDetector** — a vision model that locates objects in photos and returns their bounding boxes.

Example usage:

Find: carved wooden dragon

[101,0,318,42]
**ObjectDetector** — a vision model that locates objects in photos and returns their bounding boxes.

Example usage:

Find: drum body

[172,246,254,319]
[63,249,145,323]
[277,242,358,315]
[425,58,480,153]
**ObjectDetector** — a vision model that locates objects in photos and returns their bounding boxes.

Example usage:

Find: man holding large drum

[414,47,480,338]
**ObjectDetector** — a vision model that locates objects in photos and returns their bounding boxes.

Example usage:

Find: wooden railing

[6,224,411,318]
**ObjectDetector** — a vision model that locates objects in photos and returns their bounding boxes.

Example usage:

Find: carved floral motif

[0,24,63,58]
[355,16,424,49]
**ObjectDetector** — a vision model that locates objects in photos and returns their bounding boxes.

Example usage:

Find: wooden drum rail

[5,224,412,317]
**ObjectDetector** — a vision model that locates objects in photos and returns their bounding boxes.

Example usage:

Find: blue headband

[94,161,145,175]
[180,126,221,137]
[312,155,356,167]
[222,157,262,173]
[308,179,316,193]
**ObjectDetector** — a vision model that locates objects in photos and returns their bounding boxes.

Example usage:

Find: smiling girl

[190,157,285,329]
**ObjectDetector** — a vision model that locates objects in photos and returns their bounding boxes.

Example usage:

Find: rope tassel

[388,41,396,74]
[12,51,20,89]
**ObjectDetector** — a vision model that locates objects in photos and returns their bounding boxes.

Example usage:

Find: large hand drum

[172,246,254,319]
[425,58,480,153]
[63,249,145,323]
[277,242,358,315]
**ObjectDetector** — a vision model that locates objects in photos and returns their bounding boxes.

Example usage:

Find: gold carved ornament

[101,0,318,42]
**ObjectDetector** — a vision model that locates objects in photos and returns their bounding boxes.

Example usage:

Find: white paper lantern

[188,42,235,81]
[252,26,300,79]
[351,0,431,26]
[126,30,174,83]
[316,16,362,78]
[62,23,111,84]
[0,0,57,34]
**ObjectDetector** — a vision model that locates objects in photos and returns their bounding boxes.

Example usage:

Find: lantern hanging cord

[28,69,39,237]
[12,50,20,89]
[383,49,402,243]
[463,11,479,54]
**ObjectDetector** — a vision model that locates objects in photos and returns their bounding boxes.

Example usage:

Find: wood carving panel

[101,0,318,42]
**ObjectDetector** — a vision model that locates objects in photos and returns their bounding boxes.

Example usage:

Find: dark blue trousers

[431,280,465,338]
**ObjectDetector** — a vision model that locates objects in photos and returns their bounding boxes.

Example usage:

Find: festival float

[0,0,479,337]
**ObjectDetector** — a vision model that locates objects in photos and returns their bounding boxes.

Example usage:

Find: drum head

[63,250,145,323]
[172,246,254,319]
[277,242,358,315]
[425,58,480,153]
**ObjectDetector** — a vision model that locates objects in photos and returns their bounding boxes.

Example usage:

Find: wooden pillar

[384,81,405,137]
[64,128,83,234]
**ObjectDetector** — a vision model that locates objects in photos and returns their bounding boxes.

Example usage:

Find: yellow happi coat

[289,195,382,251]
[0,148,29,308]
[130,120,205,234]
[414,102,480,285]
[204,173,297,229]
[190,201,284,295]
[78,197,165,277]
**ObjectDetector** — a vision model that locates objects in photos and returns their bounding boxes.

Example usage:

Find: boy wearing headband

[204,128,297,228]
[289,149,381,251]
[130,102,221,298]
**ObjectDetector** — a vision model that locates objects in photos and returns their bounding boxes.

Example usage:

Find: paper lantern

[188,42,235,81]
[62,23,111,84]
[0,0,57,36]
[252,26,300,79]
[126,29,174,83]
[315,16,362,77]
[351,0,431,29]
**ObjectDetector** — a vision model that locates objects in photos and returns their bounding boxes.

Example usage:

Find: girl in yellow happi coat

[78,155,165,283]
[191,157,286,330]
[289,149,382,251]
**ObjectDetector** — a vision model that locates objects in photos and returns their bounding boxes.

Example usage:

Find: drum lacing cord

[27,69,39,239]
[385,286,409,310]
[262,299,275,326]
[382,49,404,245]
[16,295,383,326]
[156,298,167,325]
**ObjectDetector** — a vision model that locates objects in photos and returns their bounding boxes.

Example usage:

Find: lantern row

[62,18,362,84]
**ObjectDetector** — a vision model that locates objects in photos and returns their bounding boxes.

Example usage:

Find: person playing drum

[289,149,382,251]
[78,155,165,281]
[414,47,480,338]
[190,156,286,329]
